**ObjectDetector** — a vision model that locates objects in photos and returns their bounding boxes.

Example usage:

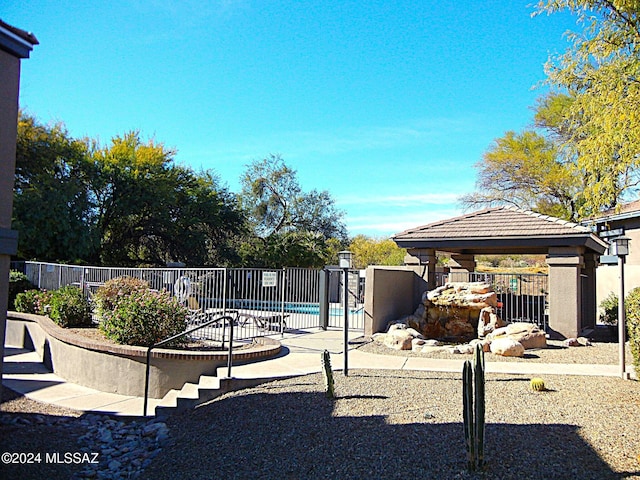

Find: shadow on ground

[140,389,632,480]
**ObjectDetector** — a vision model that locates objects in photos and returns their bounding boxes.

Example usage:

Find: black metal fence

[435,271,549,330]
[10,261,365,337]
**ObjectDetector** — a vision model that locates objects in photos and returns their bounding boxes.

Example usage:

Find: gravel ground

[0,388,86,479]
[2,341,640,479]
[140,370,640,480]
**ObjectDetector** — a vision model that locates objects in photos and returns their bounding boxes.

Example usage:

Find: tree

[90,132,245,266]
[461,128,582,221]
[535,0,640,216]
[13,112,98,262]
[238,155,347,267]
[239,154,347,240]
[348,235,406,269]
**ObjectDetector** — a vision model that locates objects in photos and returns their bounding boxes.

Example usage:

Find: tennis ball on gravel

[530,378,546,392]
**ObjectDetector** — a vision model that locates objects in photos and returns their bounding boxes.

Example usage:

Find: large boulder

[490,338,525,357]
[403,282,502,342]
[487,322,547,350]
[477,306,506,338]
[384,329,413,350]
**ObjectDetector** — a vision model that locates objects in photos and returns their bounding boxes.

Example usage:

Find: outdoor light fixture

[611,236,630,257]
[338,250,353,269]
[337,250,352,376]
[613,236,631,379]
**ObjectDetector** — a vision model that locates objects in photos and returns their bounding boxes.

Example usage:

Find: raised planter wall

[5,312,280,398]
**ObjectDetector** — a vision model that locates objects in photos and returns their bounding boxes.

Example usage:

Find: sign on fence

[262,271,278,287]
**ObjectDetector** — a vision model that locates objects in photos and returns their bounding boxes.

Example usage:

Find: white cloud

[345,207,462,237]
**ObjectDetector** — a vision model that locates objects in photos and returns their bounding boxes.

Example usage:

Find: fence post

[280,268,286,336]
[319,269,329,330]
[343,267,349,376]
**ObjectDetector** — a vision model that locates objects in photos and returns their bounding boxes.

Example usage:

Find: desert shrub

[599,292,619,325]
[99,289,188,346]
[14,289,44,314]
[8,270,34,310]
[14,289,53,315]
[92,276,150,323]
[625,287,640,378]
[48,286,92,327]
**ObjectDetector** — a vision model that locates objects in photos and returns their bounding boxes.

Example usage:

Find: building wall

[0,48,22,389]
[596,217,640,319]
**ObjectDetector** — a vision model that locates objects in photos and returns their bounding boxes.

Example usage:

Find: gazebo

[392,206,608,339]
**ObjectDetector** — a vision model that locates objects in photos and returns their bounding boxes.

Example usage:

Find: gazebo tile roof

[393,207,590,241]
[392,206,608,255]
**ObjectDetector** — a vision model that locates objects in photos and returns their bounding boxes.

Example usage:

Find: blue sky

[4,1,577,238]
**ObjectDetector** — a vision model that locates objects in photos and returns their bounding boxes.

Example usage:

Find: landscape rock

[487,322,547,350]
[449,344,474,354]
[578,336,592,346]
[477,306,506,338]
[384,329,413,350]
[490,338,525,357]
[404,282,503,342]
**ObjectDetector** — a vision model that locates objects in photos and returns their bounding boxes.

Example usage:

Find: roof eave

[0,20,38,58]
[395,234,608,255]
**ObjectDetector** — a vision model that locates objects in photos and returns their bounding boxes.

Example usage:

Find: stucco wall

[5,313,280,398]
[364,266,420,336]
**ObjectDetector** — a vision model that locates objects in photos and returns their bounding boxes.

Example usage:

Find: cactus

[321,350,335,399]
[474,342,485,469]
[530,377,546,392]
[462,343,486,471]
[462,360,475,470]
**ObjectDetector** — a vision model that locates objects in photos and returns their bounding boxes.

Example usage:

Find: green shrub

[14,287,91,328]
[14,289,54,315]
[14,289,45,314]
[92,276,150,323]
[99,289,188,346]
[49,286,92,327]
[599,292,619,325]
[625,287,640,379]
[8,270,34,310]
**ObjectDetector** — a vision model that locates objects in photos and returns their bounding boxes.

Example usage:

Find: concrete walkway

[2,328,636,417]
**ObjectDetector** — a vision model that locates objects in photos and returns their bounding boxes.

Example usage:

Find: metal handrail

[143,312,237,417]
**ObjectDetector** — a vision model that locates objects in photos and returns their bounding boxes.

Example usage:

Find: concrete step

[154,374,225,417]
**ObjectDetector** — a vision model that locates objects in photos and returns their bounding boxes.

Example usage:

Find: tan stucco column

[582,252,598,331]
[448,254,476,283]
[546,247,585,339]
[404,248,437,291]
[0,49,22,389]
[449,254,476,272]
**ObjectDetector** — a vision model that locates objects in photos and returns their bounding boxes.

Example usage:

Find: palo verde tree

[534,0,640,216]
[460,124,583,221]
[348,235,407,269]
[239,154,347,267]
